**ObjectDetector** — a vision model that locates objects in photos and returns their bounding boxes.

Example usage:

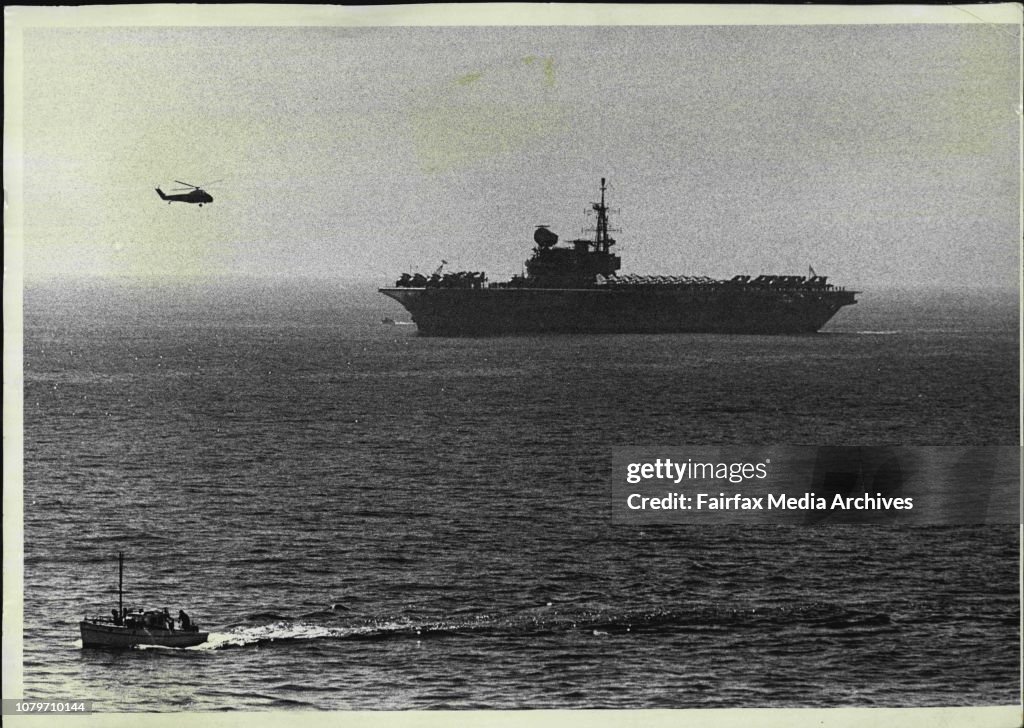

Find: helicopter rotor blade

[173,180,198,189]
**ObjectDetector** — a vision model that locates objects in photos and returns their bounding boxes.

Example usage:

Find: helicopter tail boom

[155,188,168,200]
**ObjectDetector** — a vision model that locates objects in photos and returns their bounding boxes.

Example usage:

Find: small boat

[79,552,208,649]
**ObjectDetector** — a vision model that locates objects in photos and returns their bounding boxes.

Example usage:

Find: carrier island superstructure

[380,179,857,336]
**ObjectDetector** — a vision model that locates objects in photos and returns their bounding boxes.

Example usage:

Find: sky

[8,5,1022,288]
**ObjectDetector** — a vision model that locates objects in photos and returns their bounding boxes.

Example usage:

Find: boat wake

[199,601,894,651]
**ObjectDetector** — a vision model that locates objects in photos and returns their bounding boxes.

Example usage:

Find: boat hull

[80,620,208,649]
[380,286,857,336]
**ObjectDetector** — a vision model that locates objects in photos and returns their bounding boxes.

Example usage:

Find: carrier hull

[380,286,856,336]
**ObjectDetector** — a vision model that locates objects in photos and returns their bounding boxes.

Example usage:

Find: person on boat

[179,610,192,631]
[163,608,174,630]
[111,609,122,625]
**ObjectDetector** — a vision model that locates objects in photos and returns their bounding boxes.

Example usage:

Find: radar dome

[534,226,558,248]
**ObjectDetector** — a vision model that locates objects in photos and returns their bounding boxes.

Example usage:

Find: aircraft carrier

[380,179,857,336]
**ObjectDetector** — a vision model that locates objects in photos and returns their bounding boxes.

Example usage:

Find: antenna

[580,177,617,252]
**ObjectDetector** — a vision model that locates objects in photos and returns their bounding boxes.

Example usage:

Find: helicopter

[155,180,215,206]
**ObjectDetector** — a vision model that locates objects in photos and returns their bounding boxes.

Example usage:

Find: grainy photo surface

[5,4,1020,723]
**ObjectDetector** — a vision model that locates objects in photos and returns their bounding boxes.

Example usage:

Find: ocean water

[19,279,1020,711]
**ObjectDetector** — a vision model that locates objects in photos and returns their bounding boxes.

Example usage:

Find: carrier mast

[594,177,611,253]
